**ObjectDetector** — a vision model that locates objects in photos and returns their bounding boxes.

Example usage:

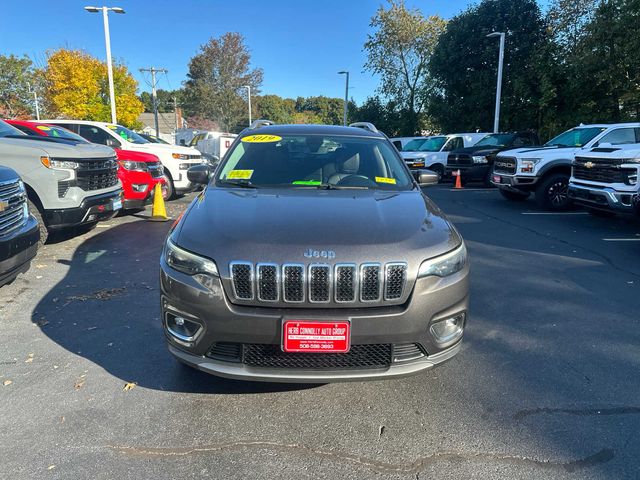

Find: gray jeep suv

[160,122,469,382]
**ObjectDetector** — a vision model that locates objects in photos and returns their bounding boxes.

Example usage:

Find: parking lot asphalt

[1,186,639,480]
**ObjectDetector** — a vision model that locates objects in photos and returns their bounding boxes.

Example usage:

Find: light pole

[338,71,349,126]
[26,82,40,121]
[243,85,252,126]
[84,6,125,124]
[486,32,505,133]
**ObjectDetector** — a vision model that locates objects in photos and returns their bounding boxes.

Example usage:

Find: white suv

[492,123,640,210]
[42,120,203,199]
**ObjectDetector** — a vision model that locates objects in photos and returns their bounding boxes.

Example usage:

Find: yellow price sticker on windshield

[375,176,396,185]
[227,170,254,180]
[36,125,51,131]
[241,134,282,143]
[106,124,118,130]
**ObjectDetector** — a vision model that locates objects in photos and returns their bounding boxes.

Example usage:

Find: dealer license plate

[492,174,502,184]
[282,320,350,353]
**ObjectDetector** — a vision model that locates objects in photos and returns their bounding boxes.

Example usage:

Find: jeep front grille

[229,261,407,305]
[0,179,27,237]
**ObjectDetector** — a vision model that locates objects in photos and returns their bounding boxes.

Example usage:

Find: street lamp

[338,71,349,126]
[487,32,505,133]
[84,6,125,124]
[242,85,252,126]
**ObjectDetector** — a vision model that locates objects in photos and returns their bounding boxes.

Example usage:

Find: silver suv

[0,120,122,242]
[160,122,469,382]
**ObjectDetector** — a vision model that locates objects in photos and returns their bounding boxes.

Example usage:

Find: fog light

[165,312,202,345]
[132,183,148,193]
[430,313,465,344]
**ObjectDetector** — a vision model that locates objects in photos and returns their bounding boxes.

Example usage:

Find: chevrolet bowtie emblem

[584,161,595,169]
[0,200,8,212]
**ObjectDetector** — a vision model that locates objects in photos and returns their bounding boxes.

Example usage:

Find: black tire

[164,174,176,200]
[585,207,616,218]
[483,169,495,188]
[534,173,571,211]
[499,189,530,201]
[27,199,48,245]
[429,164,444,181]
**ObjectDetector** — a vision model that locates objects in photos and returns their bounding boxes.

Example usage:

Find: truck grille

[0,179,27,237]
[229,261,408,305]
[493,156,517,174]
[73,157,119,191]
[147,162,164,178]
[573,157,634,183]
[447,153,472,167]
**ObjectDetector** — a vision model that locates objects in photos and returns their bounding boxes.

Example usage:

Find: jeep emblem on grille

[0,200,8,212]
[304,248,336,260]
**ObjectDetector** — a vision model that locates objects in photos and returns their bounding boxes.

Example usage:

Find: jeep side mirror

[414,169,439,186]
[187,164,212,185]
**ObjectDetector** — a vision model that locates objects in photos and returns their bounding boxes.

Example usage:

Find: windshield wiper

[316,183,369,190]
[219,180,258,189]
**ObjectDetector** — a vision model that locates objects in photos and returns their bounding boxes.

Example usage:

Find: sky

[2,0,517,104]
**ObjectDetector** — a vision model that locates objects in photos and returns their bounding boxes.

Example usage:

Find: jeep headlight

[165,238,218,277]
[520,158,541,173]
[418,243,468,278]
[472,156,488,164]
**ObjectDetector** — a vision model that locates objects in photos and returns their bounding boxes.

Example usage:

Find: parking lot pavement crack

[450,199,640,279]
[514,405,640,421]
[107,442,614,474]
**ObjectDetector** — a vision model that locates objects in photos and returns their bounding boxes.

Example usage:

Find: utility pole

[173,96,179,130]
[487,32,505,133]
[139,66,168,137]
[242,85,252,126]
[338,71,349,126]
[27,82,40,120]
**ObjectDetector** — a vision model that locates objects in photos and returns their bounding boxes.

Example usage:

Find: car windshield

[475,133,515,147]
[545,127,607,147]
[417,136,447,152]
[402,138,427,151]
[217,133,414,190]
[0,120,25,138]
[106,124,149,144]
[34,124,88,142]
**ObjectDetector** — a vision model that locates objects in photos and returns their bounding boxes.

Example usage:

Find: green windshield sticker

[292,180,322,185]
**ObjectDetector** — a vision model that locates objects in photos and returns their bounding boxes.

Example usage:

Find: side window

[442,137,462,151]
[512,134,533,148]
[12,125,33,135]
[598,128,636,145]
[392,140,402,151]
[79,125,113,145]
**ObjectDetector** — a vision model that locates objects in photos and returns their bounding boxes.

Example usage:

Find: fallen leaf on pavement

[3,380,12,386]
[66,288,126,303]
[25,354,34,363]
[123,382,137,392]
[35,318,49,327]
[47,465,56,470]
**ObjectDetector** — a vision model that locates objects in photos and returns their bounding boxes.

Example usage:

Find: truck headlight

[172,153,189,160]
[520,158,541,173]
[120,160,148,172]
[472,156,488,164]
[41,156,79,170]
[165,238,219,277]
[418,243,468,278]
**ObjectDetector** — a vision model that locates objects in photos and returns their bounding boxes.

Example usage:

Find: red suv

[7,120,166,210]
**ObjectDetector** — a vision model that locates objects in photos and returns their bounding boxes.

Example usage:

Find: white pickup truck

[492,123,640,210]
[394,133,487,178]
[568,140,640,217]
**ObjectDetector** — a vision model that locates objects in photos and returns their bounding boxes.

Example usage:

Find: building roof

[137,112,176,134]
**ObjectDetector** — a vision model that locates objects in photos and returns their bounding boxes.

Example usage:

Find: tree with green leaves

[254,95,295,124]
[364,1,446,135]
[429,0,547,134]
[0,55,39,118]
[140,89,183,113]
[182,33,263,132]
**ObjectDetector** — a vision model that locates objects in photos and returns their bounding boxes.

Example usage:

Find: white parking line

[448,188,493,192]
[521,212,589,215]
[602,238,640,242]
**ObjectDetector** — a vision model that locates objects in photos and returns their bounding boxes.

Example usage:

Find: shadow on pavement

[31,218,319,394]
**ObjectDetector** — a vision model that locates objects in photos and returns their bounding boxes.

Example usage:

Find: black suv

[0,166,39,287]
[446,132,540,186]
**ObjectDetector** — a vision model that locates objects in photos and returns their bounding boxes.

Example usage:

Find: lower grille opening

[207,342,242,362]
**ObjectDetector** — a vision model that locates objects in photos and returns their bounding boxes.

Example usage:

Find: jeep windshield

[545,127,607,148]
[475,133,515,147]
[217,134,414,190]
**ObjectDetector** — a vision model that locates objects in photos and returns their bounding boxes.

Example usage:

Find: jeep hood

[175,188,461,269]
[0,136,114,158]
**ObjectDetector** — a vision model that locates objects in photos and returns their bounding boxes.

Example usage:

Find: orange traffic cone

[149,183,169,221]
[454,170,463,189]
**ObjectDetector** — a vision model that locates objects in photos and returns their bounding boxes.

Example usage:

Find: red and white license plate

[282,321,350,353]
[492,174,502,184]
